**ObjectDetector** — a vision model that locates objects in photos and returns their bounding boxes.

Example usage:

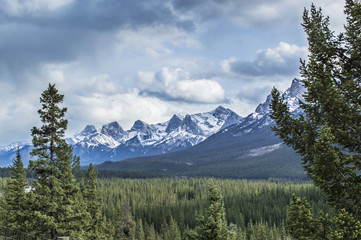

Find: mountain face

[0,105,242,166]
[71,105,243,164]
[0,78,305,173]
[97,78,307,179]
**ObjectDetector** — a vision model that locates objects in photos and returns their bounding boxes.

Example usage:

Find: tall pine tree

[2,148,28,231]
[29,83,86,239]
[270,1,361,239]
[270,0,361,219]
[191,182,232,240]
[83,163,111,240]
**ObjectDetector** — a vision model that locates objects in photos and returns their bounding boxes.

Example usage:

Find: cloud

[0,0,194,31]
[0,0,197,83]
[0,0,74,15]
[229,42,308,77]
[237,85,272,104]
[68,89,171,132]
[137,67,226,104]
[172,0,344,27]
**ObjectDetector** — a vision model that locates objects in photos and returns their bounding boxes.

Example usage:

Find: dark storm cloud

[0,0,195,81]
[0,0,195,32]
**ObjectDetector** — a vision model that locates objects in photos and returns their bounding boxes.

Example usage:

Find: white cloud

[230,42,308,76]
[173,0,345,30]
[137,67,226,103]
[68,89,172,133]
[1,0,73,15]
[115,26,202,58]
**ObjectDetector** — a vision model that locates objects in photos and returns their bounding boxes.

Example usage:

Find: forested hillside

[0,177,328,239]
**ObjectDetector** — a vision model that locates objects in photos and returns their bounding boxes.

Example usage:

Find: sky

[0,0,346,146]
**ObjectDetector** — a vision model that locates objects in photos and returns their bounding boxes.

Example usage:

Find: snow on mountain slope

[0,78,305,166]
[66,105,243,164]
[225,78,305,138]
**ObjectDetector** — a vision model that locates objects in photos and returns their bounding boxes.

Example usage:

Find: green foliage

[0,174,329,239]
[270,1,361,218]
[83,163,112,239]
[28,83,87,239]
[97,178,327,239]
[287,195,361,240]
[1,149,28,231]
[135,218,145,240]
[270,1,361,239]
[114,197,136,239]
[192,183,230,240]
[287,195,316,239]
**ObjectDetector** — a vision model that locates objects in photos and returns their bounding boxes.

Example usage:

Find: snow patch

[247,143,283,157]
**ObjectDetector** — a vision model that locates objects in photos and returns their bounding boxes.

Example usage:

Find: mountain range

[96,78,307,179]
[0,97,242,166]
[0,78,307,179]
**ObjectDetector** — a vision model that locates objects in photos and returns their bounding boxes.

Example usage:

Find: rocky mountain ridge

[0,78,305,167]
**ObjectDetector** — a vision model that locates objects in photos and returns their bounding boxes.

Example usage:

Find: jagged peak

[170,114,184,121]
[255,94,272,114]
[79,125,98,136]
[101,121,125,139]
[215,105,226,112]
[284,78,305,98]
[212,105,230,116]
[166,114,184,133]
[183,114,194,122]
[101,121,124,132]
[130,120,151,132]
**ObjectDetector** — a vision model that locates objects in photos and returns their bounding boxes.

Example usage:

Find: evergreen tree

[145,223,156,240]
[135,218,145,240]
[192,183,232,240]
[287,195,315,240]
[270,0,361,219]
[270,1,361,238]
[2,148,28,231]
[29,83,86,238]
[114,196,136,239]
[287,195,361,240]
[83,163,110,239]
[159,217,181,240]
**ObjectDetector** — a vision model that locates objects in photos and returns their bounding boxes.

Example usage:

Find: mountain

[96,78,308,179]
[0,105,242,166]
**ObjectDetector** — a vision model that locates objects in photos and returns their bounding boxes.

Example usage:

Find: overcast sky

[0,0,346,146]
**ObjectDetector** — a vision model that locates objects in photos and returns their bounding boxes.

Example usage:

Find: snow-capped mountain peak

[229,78,305,137]
[255,94,273,115]
[130,120,153,133]
[79,125,97,136]
[0,79,304,166]
[166,114,184,133]
[283,78,305,112]
[101,121,124,141]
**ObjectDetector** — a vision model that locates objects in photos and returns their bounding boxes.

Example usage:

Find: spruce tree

[287,195,316,240]
[83,163,110,239]
[270,0,361,220]
[135,218,145,240]
[192,183,231,240]
[2,148,28,231]
[144,222,156,240]
[114,196,136,239]
[29,83,85,239]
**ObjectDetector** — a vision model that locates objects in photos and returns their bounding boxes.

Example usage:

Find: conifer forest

[1,1,361,239]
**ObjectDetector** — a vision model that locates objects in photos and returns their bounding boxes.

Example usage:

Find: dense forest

[1,1,361,238]
[0,177,328,239]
